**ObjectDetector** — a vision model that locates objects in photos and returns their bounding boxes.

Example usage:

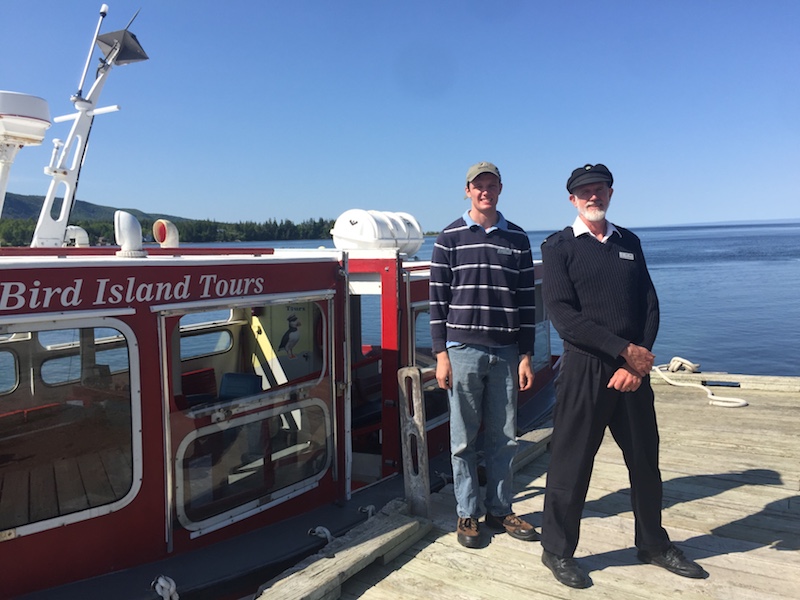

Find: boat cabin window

[39,328,129,385]
[410,306,448,424]
[412,307,434,369]
[350,294,381,360]
[176,400,329,528]
[175,302,325,406]
[0,349,18,393]
[168,298,333,533]
[0,323,136,533]
[179,310,234,360]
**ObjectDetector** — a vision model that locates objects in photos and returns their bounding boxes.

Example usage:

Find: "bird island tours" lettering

[0,274,265,311]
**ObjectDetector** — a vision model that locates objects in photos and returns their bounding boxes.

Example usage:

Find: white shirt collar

[571,216,621,243]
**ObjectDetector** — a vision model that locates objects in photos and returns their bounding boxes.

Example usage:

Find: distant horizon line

[520,218,800,235]
[4,191,797,235]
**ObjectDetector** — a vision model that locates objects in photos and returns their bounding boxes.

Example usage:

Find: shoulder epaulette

[542,227,571,248]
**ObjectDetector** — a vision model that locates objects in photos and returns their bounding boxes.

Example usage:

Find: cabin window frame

[38,328,131,386]
[174,397,332,537]
[409,301,450,430]
[410,300,434,371]
[155,290,336,539]
[0,312,143,540]
[0,348,20,394]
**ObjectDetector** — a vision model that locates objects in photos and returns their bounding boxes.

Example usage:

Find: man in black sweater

[539,164,708,588]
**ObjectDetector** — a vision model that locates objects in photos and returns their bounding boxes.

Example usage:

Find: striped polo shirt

[430,210,536,355]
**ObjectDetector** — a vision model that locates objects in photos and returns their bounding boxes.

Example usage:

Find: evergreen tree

[0,216,336,246]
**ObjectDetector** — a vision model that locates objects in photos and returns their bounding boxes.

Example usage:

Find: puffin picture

[278,314,301,358]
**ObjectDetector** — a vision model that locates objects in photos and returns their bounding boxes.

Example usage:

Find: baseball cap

[466,161,501,184]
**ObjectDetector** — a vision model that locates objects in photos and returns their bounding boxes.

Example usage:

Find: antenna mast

[31,4,148,248]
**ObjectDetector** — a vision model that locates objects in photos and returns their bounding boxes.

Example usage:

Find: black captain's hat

[567,164,613,193]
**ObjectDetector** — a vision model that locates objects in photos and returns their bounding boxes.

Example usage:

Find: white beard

[579,206,606,222]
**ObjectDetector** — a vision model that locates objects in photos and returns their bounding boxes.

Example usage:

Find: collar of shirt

[463,210,508,233]
[571,216,621,243]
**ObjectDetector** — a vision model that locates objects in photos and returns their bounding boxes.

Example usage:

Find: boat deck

[259,374,799,600]
[0,447,132,530]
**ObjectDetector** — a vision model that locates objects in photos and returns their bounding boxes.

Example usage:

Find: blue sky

[3,1,798,234]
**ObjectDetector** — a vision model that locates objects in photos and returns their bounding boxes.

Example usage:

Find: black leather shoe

[485,513,540,541]
[541,550,592,588]
[456,517,481,548]
[637,544,708,579]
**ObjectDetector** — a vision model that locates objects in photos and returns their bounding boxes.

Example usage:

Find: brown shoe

[485,512,540,541]
[456,517,481,548]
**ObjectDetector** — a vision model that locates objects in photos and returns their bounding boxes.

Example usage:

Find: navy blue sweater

[430,213,536,355]
[541,225,659,364]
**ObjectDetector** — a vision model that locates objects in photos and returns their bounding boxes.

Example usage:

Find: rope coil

[151,575,179,600]
[652,356,748,408]
[308,526,334,543]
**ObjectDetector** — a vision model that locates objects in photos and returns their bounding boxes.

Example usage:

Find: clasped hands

[609,343,655,393]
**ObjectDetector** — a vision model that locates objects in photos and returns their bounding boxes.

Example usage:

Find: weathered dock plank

[267,379,798,599]
[329,381,799,599]
[651,371,800,393]
[254,498,431,600]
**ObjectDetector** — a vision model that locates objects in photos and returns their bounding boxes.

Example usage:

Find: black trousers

[541,350,670,557]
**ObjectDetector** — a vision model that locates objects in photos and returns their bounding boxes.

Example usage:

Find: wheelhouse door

[161,291,341,548]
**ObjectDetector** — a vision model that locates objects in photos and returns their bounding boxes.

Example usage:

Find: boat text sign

[0,261,340,314]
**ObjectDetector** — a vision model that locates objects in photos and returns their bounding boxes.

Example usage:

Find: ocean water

[406,221,800,378]
[529,223,800,376]
[633,222,800,377]
[211,221,800,378]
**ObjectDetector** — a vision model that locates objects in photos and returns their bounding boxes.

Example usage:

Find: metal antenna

[75,3,109,100]
[124,7,141,31]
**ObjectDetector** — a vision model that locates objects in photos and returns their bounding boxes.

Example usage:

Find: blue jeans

[447,343,518,518]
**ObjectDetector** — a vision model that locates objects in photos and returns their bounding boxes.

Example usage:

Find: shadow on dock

[253,379,800,599]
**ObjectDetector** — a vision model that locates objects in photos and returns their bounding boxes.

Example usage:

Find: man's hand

[620,343,655,376]
[518,354,534,391]
[435,351,452,390]
[607,364,642,392]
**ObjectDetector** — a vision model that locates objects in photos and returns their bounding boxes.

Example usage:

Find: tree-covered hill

[1,192,186,223]
[0,193,335,246]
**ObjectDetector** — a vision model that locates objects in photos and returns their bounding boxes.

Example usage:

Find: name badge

[619,251,635,261]
[497,247,512,255]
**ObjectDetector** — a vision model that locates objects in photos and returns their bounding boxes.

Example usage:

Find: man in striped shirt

[430,161,538,548]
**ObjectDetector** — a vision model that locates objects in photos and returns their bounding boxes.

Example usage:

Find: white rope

[434,470,452,486]
[359,504,376,518]
[151,575,179,600]
[652,356,748,408]
[308,526,334,543]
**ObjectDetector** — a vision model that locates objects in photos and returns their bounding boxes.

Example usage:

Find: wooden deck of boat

[257,375,799,600]
[0,446,132,530]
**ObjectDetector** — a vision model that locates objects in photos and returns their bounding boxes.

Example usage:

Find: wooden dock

[257,374,799,600]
